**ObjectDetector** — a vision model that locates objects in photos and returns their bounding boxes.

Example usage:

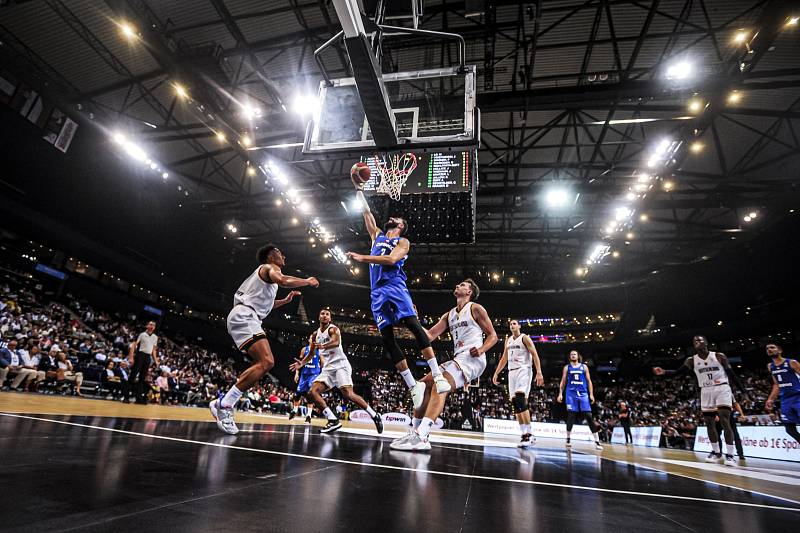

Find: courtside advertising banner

[694,426,800,462]
[484,419,596,441]
[611,426,663,447]
[350,411,444,429]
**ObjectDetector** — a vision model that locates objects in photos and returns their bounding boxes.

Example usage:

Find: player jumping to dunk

[346,184,451,410]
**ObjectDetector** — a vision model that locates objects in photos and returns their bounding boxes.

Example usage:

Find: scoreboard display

[360,150,475,194]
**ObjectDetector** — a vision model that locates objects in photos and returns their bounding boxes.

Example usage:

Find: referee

[125,321,160,404]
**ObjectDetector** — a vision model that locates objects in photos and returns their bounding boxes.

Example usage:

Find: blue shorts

[780,396,800,424]
[566,393,592,412]
[296,373,318,395]
[370,282,416,330]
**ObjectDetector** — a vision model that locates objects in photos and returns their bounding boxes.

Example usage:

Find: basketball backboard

[303,65,478,157]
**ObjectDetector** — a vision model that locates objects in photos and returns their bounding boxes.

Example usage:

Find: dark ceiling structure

[1,0,799,296]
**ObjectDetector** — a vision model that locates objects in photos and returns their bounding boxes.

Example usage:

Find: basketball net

[372,152,417,201]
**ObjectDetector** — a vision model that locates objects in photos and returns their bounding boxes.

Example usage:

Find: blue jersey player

[765,342,800,444]
[557,350,602,450]
[290,344,322,423]
[346,187,451,409]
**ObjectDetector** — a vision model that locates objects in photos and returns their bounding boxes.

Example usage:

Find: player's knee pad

[512,392,527,414]
[401,316,431,350]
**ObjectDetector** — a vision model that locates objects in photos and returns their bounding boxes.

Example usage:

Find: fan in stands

[350,162,370,187]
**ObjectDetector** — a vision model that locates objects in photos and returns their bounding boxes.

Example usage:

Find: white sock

[427,357,442,377]
[711,441,720,454]
[417,417,435,439]
[566,431,571,440]
[593,432,600,443]
[220,385,242,409]
[726,444,735,456]
[365,405,377,417]
[400,369,416,389]
[412,417,422,429]
[323,407,337,420]
[521,424,531,434]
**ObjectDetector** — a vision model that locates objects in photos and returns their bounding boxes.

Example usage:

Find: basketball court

[2,394,799,532]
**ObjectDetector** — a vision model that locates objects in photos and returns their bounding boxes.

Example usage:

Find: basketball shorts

[314,362,353,390]
[370,281,416,330]
[227,305,266,351]
[700,384,733,411]
[780,395,800,424]
[441,351,486,389]
[296,373,319,395]
[566,392,592,412]
[508,366,533,398]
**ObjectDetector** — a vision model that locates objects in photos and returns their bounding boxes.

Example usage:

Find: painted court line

[3,412,799,513]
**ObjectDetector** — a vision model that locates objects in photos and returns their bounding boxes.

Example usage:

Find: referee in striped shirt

[125,321,160,404]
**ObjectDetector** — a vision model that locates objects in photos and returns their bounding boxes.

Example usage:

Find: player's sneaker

[724,454,737,467]
[565,439,572,449]
[518,433,534,448]
[595,441,604,450]
[209,399,239,435]
[390,431,431,451]
[705,452,722,463]
[305,415,312,424]
[321,419,342,434]
[372,413,384,434]
[410,381,426,409]
[433,374,451,394]
[288,409,296,421]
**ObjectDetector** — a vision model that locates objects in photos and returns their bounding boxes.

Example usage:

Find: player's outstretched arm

[470,304,498,357]
[653,357,692,377]
[492,340,509,386]
[523,335,545,386]
[273,290,302,309]
[355,190,380,242]
[290,337,316,372]
[557,366,567,402]
[347,238,409,266]
[266,265,319,289]
[425,312,449,342]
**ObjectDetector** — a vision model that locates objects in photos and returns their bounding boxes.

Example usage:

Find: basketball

[350,161,371,185]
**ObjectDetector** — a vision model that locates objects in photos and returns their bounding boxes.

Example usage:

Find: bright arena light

[112,132,126,144]
[291,93,320,116]
[241,104,262,119]
[727,91,742,104]
[161,172,169,179]
[299,201,311,213]
[544,187,571,207]
[119,22,137,40]
[240,134,253,147]
[173,83,189,99]
[665,61,693,80]
[614,206,633,221]
[690,141,704,153]
[733,30,749,44]
[246,167,256,177]
[687,98,704,113]
[215,131,226,142]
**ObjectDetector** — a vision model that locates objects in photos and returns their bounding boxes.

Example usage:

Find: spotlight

[353,267,360,274]
[690,141,704,154]
[727,91,742,104]
[309,237,315,243]
[614,206,633,221]
[544,187,571,208]
[119,21,138,40]
[626,192,636,201]
[576,267,587,276]
[173,83,189,99]
[215,131,226,142]
[743,215,752,222]
[687,98,704,113]
[291,217,299,225]
[299,201,311,213]
[246,167,256,177]
[241,134,253,147]
[639,213,649,222]
[788,16,799,26]
[149,162,158,170]
[161,172,169,179]
[291,93,320,116]
[275,199,282,206]
[665,61,693,80]
[612,251,620,258]
[491,272,500,281]
[626,232,634,240]
[748,211,758,219]
[509,277,516,285]
[733,30,749,44]
[663,180,674,191]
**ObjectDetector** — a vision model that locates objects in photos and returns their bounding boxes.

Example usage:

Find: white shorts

[441,352,486,388]
[508,366,533,398]
[314,362,353,390]
[227,305,266,351]
[700,384,733,411]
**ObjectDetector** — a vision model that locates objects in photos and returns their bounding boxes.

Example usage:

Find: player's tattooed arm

[347,238,410,265]
[266,265,319,289]
[470,303,498,357]
[557,365,568,403]
[492,340,509,386]
[523,335,545,386]
[653,357,692,377]
[424,312,449,342]
[356,190,380,241]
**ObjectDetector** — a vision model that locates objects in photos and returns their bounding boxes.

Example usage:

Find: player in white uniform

[654,335,747,467]
[290,308,383,434]
[211,244,319,434]
[391,279,498,451]
[492,320,544,447]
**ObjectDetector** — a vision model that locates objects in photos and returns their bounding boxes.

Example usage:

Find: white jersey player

[211,244,319,435]
[492,320,544,447]
[290,308,383,434]
[654,335,748,467]
[391,279,498,451]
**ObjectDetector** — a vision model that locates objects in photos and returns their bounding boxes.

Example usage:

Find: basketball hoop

[372,152,417,201]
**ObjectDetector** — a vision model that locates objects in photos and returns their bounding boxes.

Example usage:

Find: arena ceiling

[1,0,799,294]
